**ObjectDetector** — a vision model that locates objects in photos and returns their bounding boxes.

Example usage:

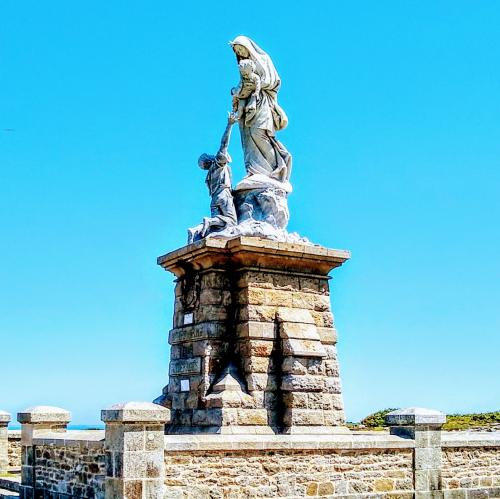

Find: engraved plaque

[169,358,202,376]
[169,323,224,344]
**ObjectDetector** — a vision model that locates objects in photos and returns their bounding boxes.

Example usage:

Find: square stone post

[386,407,446,499]
[101,402,170,498]
[17,406,71,499]
[0,410,11,474]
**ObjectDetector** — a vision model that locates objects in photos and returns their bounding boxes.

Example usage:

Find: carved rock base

[155,237,350,434]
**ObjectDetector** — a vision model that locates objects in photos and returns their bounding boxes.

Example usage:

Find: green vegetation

[357,409,500,431]
[360,408,398,428]
[443,412,500,431]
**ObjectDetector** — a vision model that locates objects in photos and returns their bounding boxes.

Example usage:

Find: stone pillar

[17,406,71,499]
[0,410,11,474]
[386,407,446,499]
[155,236,350,434]
[101,402,170,498]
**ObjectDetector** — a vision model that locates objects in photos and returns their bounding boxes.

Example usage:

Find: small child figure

[231,59,261,120]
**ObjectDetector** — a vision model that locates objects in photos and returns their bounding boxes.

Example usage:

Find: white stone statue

[187,114,238,244]
[186,36,310,245]
[229,36,292,191]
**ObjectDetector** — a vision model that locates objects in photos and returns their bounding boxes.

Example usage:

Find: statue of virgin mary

[230,36,292,192]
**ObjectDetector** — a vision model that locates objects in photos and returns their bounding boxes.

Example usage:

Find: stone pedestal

[0,410,10,473]
[155,236,350,434]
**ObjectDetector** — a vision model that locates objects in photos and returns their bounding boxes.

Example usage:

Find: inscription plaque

[169,323,224,344]
[169,358,202,376]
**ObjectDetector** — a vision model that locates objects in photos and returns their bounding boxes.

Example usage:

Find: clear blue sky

[1,1,499,425]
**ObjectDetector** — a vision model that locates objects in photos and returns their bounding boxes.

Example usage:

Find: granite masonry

[0,404,498,498]
[154,237,349,435]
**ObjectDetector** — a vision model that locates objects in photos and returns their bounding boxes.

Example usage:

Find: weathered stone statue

[157,37,349,437]
[188,35,308,244]
[230,35,291,186]
[187,114,238,243]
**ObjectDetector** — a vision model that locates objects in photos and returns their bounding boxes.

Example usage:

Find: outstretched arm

[218,112,238,158]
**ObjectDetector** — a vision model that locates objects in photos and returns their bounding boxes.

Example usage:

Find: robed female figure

[230,36,292,187]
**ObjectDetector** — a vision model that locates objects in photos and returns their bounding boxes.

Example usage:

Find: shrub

[360,408,398,428]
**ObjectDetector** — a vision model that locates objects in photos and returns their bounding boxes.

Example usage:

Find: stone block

[415,469,441,492]
[17,406,71,425]
[192,409,223,426]
[243,356,273,374]
[317,326,337,344]
[280,322,320,340]
[311,311,334,328]
[264,289,294,307]
[284,409,324,426]
[324,377,342,394]
[282,338,326,357]
[282,357,308,375]
[276,307,314,324]
[324,359,340,376]
[374,478,394,492]
[240,304,277,322]
[323,409,344,426]
[244,340,275,357]
[281,374,325,392]
[199,288,223,305]
[236,269,275,289]
[241,287,266,305]
[273,273,300,290]
[322,394,344,410]
[201,271,227,289]
[416,447,442,470]
[323,345,338,359]
[306,392,324,409]
[236,321,276,339]
[101,402,170,424]
[298,276,324,293]
[290,292,316,310]
[237,409,268,425]
[196,305,228,322]
[317,482,335,495]
[386,407,446,427]
[283,392,308,409]
[246,373,274,391]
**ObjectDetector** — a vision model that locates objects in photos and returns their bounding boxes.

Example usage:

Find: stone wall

[163,433,415,498]
[8,431,21,468]
[31,433,105,498]
[442,444,500,496]
[13,402,500,499]
[165,448,413,497]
